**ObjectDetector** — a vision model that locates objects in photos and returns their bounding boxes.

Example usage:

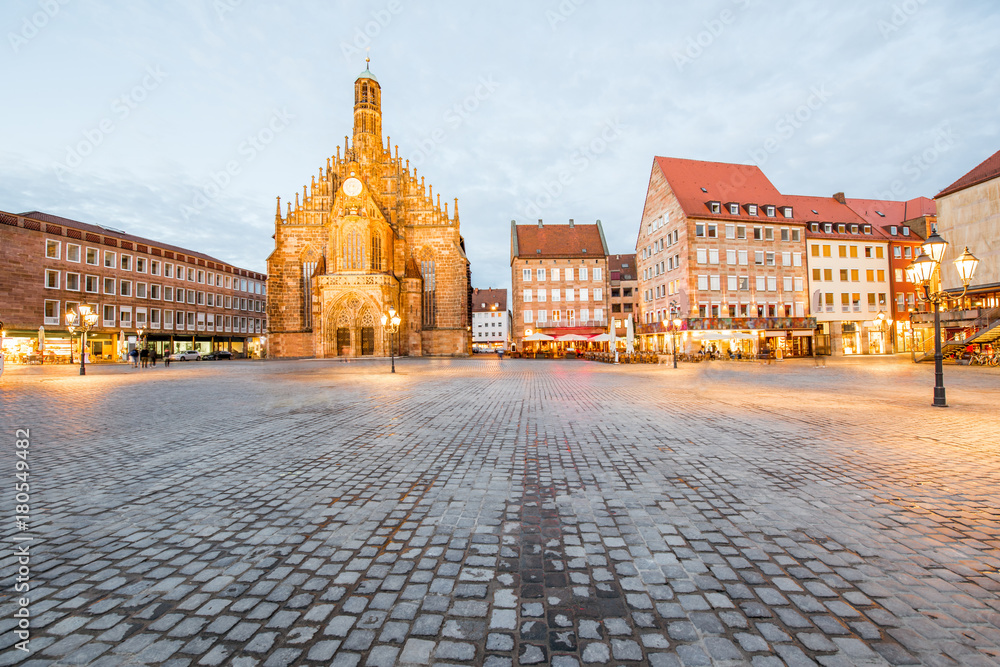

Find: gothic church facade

[266,65,472,358]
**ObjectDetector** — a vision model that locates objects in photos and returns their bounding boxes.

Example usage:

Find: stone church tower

[266,64,472,358]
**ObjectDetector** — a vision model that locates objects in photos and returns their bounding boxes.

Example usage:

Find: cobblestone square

[2,357,999,666]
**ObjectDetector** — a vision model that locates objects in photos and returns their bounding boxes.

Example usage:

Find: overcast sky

[2,1,998,291]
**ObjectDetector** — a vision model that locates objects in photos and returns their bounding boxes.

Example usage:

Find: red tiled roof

[782,195,889,241]
[514,223,606,258]
[936,148,1000,198]
[17,210,264,278]
[845,197,935,227]
[472,288,507,312]
[653,156,785,221]
[608,253,636,280]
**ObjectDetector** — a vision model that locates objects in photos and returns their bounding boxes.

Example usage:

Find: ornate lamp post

[65,305,98,376]
[381,307,401,373]
[906,231,979,407]
[137,326,146,365]
[667,301,683,369]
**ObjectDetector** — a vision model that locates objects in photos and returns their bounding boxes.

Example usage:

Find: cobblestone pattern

[1,358,999,666]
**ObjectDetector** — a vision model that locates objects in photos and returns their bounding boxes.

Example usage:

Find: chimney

[537,219,543,228]
[568,218,574,228]
[833,192,846,204]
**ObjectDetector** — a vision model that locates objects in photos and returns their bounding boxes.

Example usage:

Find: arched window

[371,232,382,271]
[421,259,436,327]
[343,229,366,270]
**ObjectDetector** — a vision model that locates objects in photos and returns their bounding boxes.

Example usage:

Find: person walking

[150,348,157,367]
[164,347,171,367]
[140,347,149,368]
[129,347,139,368]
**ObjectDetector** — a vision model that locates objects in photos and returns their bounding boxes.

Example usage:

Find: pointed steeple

[353,56,382,161]
[275,196,282,223]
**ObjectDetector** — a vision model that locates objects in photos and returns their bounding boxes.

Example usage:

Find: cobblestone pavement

[2,357,999,666]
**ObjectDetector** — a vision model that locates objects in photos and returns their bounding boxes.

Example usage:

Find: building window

[728,203,739,215]
[522,268,532,281]
[120,309,132,326]
[45,270,59,289]
[536,268,546,281]
[104,251,116,268]
[695,223,705,237]
[188,289,195,304]
[65,272,80,291]
[748,204,758,216]
[120,255,132,271]
[151,260,160,275]
[188,268,195,281]
[422,260,436,328]
[137,283,147,299]
[707,224,717,238]
[593,267,602,281]
[764,227,774,241]
[579,266,588,281]
[45,239,60,259]
[754,251,764,265]
[86,248,99,265]
[43,300,60,325]
[120,281,132,297]
[85,275,99,293]
[103,305,115,325]
[66,244,81,262]
[792,229,800,242]
[136,257,147,273]
[197,269,204,283]
[104,277,116,294]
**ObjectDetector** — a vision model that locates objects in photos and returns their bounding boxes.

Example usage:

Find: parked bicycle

[970,351,1000,366]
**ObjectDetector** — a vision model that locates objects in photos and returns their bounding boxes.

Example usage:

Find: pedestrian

[150,348,157,367]
[129,347,139,368]
[164,348,171,367]
[496,348,503,361]
[140,347,148,368]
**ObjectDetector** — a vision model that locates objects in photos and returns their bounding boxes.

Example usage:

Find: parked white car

[168,350,201,361]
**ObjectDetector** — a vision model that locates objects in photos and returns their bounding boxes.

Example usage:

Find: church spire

[352,57,382,161]
[275,196,282,223]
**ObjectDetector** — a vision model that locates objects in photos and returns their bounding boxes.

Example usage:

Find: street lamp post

[668,301,682,369]
[874,311,892,354]
[65,305,98,376]
[381,307,401,373]
[906,230,979,407]
[137,327,146,367]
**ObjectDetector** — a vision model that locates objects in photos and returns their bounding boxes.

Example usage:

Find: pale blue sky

[2,1,998,291]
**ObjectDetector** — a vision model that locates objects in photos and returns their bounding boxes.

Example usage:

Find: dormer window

[781,206,793,218]
[746,204,758,216]
[902,226,910,236]
[823,223,832,233]
[708,201,721,214]
[837,224,845,233]
[863,225,872,234]
[765,205,775,217]
[890,225,897,235]
[728,203,739,215]
[810,223,819,232]
[850,224,858,234]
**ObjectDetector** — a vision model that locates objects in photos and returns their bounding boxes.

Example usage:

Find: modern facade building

[0,210,266,363]
[471,288,510,351]
[608,253,638,337]
[266,64,472,359]
[510,219,609,352]
[634,157,814,358]
[799,195,892,355]
[844,195,932,352]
